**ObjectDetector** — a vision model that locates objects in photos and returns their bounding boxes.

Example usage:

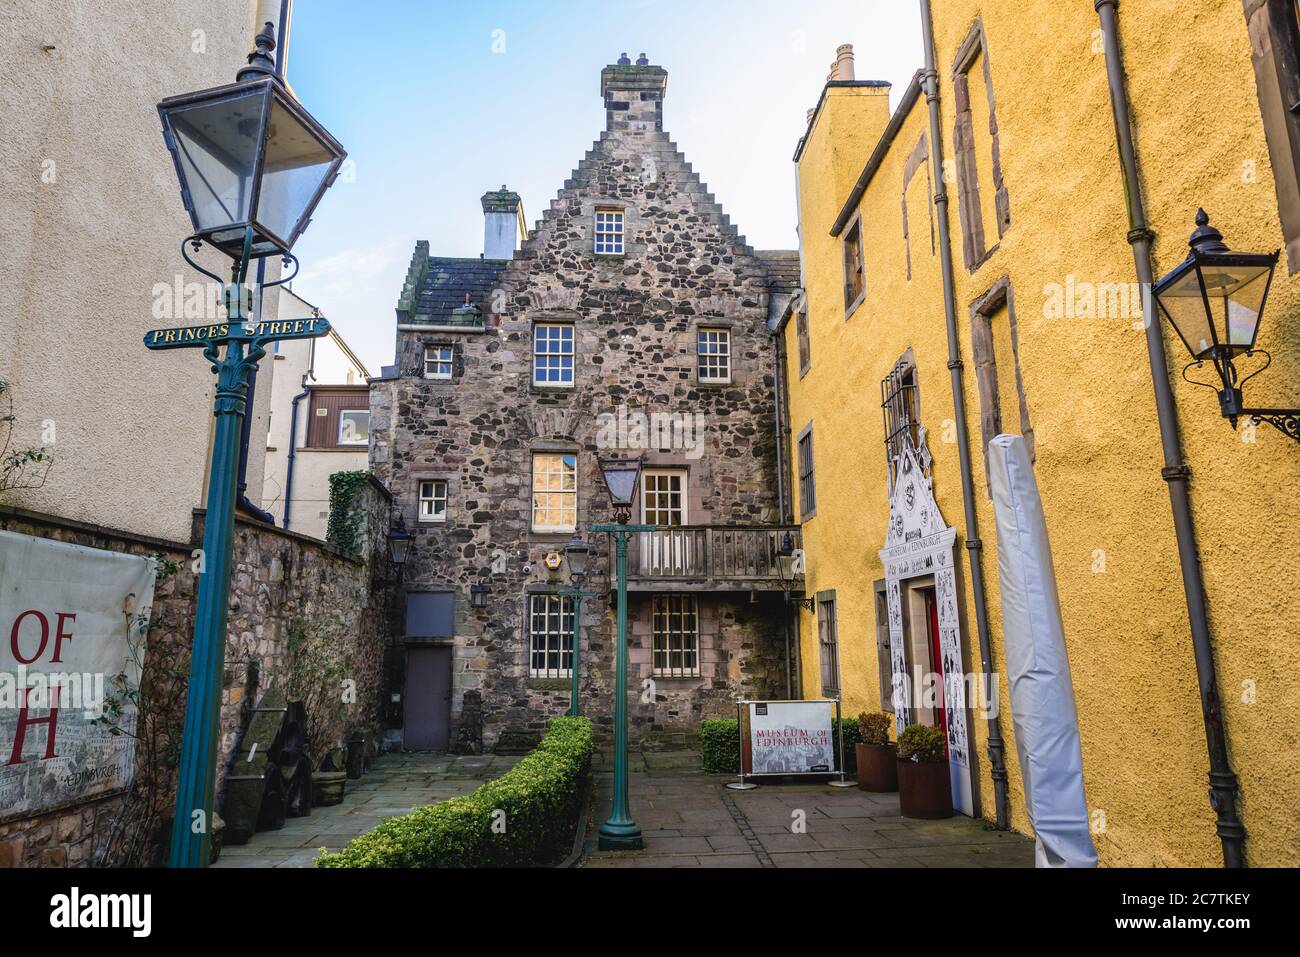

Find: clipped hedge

[317,716,592,868]
[700,715,861,775]
[700,719,741,773]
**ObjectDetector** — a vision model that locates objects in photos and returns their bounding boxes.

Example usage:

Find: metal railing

[625,525,802,583]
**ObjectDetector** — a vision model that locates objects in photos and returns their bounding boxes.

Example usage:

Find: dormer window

[595,208,624,255]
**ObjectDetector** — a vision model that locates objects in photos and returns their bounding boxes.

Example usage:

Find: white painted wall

[261,287,369,540]
[0,1,281,542]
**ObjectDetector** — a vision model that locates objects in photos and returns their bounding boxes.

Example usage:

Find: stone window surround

[637,454,709,525]
[586,198,633,261]
[1245,0,1300,272]
[816,589,840,695]
[695,323,733,385]
[901,132,936,281]
[409,470,458,527]
[796,306,812,379]
[417,477,449,524]
[520,584,581,690]
[525,591,575,680]
[531,318,577,390]
[842,211,867,318]
[968,275,1035,495]
[594,205,626,256]
[882,348,922,489]
[951,18,1010,273]
[629,593,720,688]
[528,442,580,539]
[796,421,816,521]
[650,593,702,678]
[872,579,894,714]
[423,342,455,381]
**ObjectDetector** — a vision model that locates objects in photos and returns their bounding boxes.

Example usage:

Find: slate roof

[396,243,509,324]
[755,250,801,293]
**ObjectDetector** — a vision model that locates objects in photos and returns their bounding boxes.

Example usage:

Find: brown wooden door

[404,646,451,750]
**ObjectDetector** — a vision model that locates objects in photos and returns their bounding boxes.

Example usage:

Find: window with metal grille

[843,218,865,311]
[531,452,577,531]
[533,323,575,386]
[652,594,699,677]
[697,328,731,383]
[797,425,816,518]
[418,479,448,523]
[818,595,839,695]
[595,209,624,255]
[880,357,920,489]
[424,344,453,380]
[529,594,574,678]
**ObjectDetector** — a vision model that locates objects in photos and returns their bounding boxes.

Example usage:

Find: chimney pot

[636,52,649,65]
[618,52,631,65]
[836,43,856,82]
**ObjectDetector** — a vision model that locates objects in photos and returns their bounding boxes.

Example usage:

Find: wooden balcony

[618,525,803,592]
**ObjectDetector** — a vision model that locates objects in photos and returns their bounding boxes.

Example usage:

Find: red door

[925,590,949,756]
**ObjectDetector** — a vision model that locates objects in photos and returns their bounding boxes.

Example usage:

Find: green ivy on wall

[327,470,371,554]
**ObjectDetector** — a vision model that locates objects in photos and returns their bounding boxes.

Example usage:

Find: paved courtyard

[213,752,521,868]
[579,753,1035,868]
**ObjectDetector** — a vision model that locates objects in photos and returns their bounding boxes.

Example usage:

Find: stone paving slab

[579,766,1035,869]
[212,752,520,869]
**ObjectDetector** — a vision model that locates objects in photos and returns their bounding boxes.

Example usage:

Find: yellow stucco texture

[789,0,1298,867]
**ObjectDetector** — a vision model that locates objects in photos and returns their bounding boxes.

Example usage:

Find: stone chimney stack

[481,185,524,260]
[601,52,668,133]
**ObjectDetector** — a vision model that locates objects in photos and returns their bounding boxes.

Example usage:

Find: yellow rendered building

[779,1,1299,867]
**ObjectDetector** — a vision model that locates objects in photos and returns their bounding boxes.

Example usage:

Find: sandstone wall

[0,483,392,867]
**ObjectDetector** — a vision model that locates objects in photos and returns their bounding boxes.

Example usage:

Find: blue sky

[285,0,923,372]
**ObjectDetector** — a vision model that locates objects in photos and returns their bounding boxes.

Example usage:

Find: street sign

[143,316,330,350]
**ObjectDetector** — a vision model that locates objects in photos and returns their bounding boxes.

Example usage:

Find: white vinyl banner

[0,529,156,822]
[747,701,835,774]
[987,436,1098,868]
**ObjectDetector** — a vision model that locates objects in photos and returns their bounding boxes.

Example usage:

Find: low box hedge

[317,716,592,868]
[700,715,861,775]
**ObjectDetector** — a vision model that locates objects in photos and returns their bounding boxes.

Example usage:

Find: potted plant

[312,746,348,807]
[855,712,898,792]
[896,724,951,819]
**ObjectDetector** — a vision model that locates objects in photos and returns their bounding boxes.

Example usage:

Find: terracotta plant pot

[312,771,347,807]
[855,742,899,792]
[897,758,952,819]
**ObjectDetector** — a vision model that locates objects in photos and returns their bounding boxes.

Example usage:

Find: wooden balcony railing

[622,525,803,589]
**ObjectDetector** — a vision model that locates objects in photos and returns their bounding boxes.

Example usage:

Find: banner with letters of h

[0,529,156,822]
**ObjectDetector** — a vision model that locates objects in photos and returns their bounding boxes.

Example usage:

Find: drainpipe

[771,321,796,698]
[235,257,277,525]
[282,372,310,531]
[1094,0,1245,868]
[919,0,1011,830]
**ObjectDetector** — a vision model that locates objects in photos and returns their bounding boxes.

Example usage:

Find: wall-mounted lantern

[386,514,412,569]
[1153,209,1298,442]
[776,532,814,611]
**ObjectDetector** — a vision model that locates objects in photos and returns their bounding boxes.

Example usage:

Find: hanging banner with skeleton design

[877,428,974,816]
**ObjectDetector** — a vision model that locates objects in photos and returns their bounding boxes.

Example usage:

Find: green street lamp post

[560,535,597,717]
[151,22,346,868]
[593,456,651,851]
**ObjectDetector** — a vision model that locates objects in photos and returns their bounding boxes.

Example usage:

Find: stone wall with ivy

[0,477,394,867]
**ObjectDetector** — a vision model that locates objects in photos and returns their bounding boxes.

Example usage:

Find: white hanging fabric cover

[987,435,1098,868]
